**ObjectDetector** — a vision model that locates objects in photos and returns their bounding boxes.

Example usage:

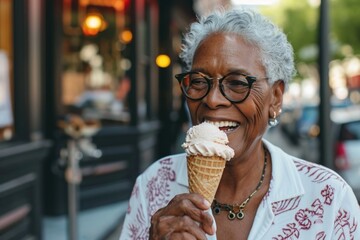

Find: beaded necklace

[212,147,267,220]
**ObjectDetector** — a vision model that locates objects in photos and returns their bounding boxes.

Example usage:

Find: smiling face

[187,32,284,162]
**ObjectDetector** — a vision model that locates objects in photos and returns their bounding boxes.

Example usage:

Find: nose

[202,81,231,109]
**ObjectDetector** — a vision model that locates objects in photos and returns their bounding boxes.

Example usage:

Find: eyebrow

[227,68,252,75]
[190,68,208,74]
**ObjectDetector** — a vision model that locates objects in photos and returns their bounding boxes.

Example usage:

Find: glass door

[60,0,132,124]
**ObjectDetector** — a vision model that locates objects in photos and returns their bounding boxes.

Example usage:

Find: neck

[216,146,268,202]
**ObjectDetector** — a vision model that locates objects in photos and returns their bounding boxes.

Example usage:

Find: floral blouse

[119,140,360,240]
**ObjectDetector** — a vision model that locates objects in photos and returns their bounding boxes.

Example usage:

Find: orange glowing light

[85,15,102,29]
[82,12,107,36]
[114,0,125,11]
[80,0,125,10]
[120,30,133,43]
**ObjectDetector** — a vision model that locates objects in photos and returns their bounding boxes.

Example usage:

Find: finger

[153,213,214,238]
[162,194,211,221]
[158,215,207,240]
[150,194,214,238]
[169,193,211,211]
[176,200,214,235]
[199,210,216,236]
[169,232,197,240]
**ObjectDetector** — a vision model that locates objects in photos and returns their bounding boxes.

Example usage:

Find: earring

[268,111,278,127]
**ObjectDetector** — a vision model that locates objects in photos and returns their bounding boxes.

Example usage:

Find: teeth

[204,120,239,128]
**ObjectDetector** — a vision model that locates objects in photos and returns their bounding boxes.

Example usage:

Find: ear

[269,80,285,116]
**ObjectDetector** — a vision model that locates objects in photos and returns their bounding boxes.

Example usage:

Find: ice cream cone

[187,155,226,203]
[182,122,234,203]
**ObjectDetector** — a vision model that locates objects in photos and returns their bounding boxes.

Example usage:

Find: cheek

[186,100,200,124]
[241,87,269,124]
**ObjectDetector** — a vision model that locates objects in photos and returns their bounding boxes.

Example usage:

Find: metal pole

[66,139,81,240]
[318,0,332,168]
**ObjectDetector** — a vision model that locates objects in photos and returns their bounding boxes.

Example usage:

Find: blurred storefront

[0,0,195,238]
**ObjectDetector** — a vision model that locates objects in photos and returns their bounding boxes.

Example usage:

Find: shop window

[60,0,132,124]
[0,0,15,141]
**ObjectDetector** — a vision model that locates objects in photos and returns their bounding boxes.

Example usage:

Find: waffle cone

[187,155,226,203]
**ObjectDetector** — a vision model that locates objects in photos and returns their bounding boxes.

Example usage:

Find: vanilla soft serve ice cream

[182,122,234,161]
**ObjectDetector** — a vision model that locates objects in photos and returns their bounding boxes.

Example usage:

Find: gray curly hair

[179,7,296,87]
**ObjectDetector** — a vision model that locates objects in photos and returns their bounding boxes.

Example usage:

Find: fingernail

[204,199,211,208]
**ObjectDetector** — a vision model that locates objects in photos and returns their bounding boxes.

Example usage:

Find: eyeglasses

[175,71,268,103]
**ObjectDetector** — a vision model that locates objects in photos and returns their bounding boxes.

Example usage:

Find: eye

[189,74,208,89]
[226,79,248,87]
[222,74,250,94]
[223,74,249,87]
[191,78,207,85]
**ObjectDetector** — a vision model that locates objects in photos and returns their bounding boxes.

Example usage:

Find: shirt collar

[263,139,305,202]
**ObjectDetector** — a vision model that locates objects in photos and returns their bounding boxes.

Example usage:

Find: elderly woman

[120,8,360,240]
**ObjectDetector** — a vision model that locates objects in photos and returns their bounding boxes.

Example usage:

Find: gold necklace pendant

[236,209,245,220]
[226,209,245,220]
[228,210,236,220]
[213,201,246,220]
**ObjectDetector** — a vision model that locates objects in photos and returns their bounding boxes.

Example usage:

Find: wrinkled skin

[149,32,284,240]
[149,193,215,240]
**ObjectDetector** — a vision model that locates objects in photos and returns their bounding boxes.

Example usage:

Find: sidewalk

[43,201,128,240]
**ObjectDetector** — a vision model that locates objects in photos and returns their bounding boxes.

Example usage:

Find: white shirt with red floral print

[119,140,360,240]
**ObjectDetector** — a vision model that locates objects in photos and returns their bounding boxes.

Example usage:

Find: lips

[203,120,240,133]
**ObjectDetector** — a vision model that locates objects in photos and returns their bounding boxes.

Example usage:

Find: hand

[149,193,216,240]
